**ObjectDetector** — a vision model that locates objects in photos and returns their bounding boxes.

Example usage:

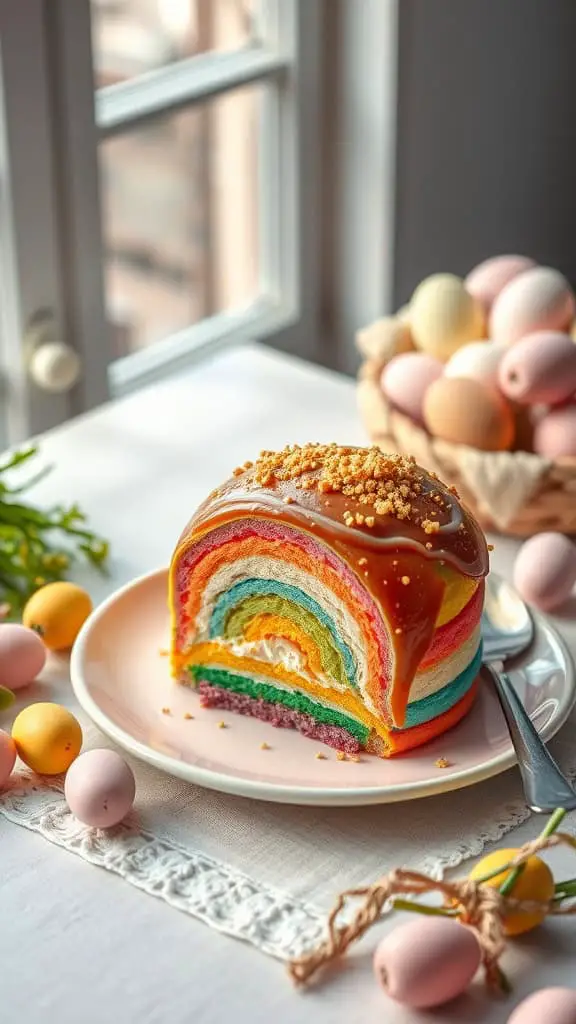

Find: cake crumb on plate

[161,707,171,715]
[434,757,451,769]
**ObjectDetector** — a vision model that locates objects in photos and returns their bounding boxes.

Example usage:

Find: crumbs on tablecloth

[217,720,228,729]
[315,751,327,760]
[435,757,452,769]
[161,707,171,715]
[183,712,194,720]
[260,741,271,750]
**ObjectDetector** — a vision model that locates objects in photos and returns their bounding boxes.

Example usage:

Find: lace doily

[3,698,576,962]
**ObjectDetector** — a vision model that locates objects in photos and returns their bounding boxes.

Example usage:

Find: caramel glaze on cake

[172,446,489,733]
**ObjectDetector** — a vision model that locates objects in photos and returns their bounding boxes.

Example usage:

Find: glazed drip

[172,446,488,729]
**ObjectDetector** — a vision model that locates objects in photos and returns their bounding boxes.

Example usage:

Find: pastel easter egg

[490,267,575,347]
[444,340,507,387]
[513,533,576,611]
[0,728,16,788]
[533,404,576,458]
[65,749,135,828]
[23,581,92,651]
[465,254,536,313]
[499,331,576,405]
[410,274,486,361]
[423,376,515,451]
[356,316,413,362]
[0,623,47,690]
[12,702,82,775]
[373,917,481,1009]
[508,988,576,1024]
[380,352,443,422]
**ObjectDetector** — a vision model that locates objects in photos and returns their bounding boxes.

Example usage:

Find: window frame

[0,0,322,443]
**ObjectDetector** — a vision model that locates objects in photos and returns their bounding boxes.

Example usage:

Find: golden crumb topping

[245,443,436,527]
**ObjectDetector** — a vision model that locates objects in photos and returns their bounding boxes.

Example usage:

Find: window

[0,0,322,445]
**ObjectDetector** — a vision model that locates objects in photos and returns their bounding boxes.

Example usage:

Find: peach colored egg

[380,352,443,422]
[533,403,576,458]
[373,917,481,1009]
[513,533,576,611]
[508,987,576,1023]
[499,331,576,406]
[0,623,46,691]
[64,748,135,828]
[490,267,575,347]
[0,728,16,788]
[465,254,536,313]
[444,340,507,387]
[410,274,486,361]
[423,376,515,451]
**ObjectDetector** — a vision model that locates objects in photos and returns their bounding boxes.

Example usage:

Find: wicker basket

[356,318,576,536]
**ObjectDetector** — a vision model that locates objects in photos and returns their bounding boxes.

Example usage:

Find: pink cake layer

[197,681,362,754]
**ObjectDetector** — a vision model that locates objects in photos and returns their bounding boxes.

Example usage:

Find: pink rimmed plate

[70,569,575,806]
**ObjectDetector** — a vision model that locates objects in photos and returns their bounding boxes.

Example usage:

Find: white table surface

[2,342,576,1024]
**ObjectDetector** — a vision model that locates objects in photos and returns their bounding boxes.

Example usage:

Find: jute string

[288,831,576,990]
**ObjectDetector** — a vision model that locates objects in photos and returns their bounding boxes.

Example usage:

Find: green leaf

[0,686,15,711]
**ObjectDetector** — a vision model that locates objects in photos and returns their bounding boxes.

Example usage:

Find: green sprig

[0,445,109,617]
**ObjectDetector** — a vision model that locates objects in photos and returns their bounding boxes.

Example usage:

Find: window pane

[99,85,260,357]
[92,0,261,86]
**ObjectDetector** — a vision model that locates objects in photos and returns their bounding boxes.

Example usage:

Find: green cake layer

[188,664,369,743]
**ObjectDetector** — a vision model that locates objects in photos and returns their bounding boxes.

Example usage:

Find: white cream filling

[192,554,371,696]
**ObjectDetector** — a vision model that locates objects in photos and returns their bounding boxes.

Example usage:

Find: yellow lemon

[23,582,92,651]
[469,848,554,936]
[12,702,82,775]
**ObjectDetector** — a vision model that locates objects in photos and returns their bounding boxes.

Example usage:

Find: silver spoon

[482,573,576,813]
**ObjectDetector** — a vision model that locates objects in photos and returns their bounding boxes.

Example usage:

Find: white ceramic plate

[70,569,575,806]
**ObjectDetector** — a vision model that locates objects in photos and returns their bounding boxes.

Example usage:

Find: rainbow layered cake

[169,444,489,757]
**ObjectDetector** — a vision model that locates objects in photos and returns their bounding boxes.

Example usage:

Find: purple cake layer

[197,681,362,754]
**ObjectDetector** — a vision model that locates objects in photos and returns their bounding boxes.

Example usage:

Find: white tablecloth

[2,344,576,1024]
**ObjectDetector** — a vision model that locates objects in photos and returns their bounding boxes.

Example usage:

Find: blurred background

[1,0,576,443]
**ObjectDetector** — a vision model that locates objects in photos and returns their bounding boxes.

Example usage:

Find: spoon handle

[484,662,576,813]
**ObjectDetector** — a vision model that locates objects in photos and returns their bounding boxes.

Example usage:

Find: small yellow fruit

[12,702,82,775]
[469,848,554,936]
[23,581,92,651]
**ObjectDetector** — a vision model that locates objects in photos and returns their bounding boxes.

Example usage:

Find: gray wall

[394,0,576,307]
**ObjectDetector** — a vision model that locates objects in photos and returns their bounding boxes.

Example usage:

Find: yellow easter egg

[410,273,486,361]
[12,702,82,775]
[23,581,92,651]
[469,848,554,936]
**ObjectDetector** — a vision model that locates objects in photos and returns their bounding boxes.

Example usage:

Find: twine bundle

[288,831,576,991]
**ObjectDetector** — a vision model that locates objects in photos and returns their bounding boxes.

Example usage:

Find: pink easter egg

[64,748,135,828]
[0,728,17,788]
[465,254,536,313]
[0,623,47,690]
[373,917,481,1009]
[508,987,576,1023]
[444,340,507,387]
[513,533,576,611]
[381,351,444,422]
[533,403,576,458]
[499,331,576,405]
[490,267,575,347]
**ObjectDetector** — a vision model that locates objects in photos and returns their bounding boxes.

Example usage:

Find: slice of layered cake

[169,444,488,757]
